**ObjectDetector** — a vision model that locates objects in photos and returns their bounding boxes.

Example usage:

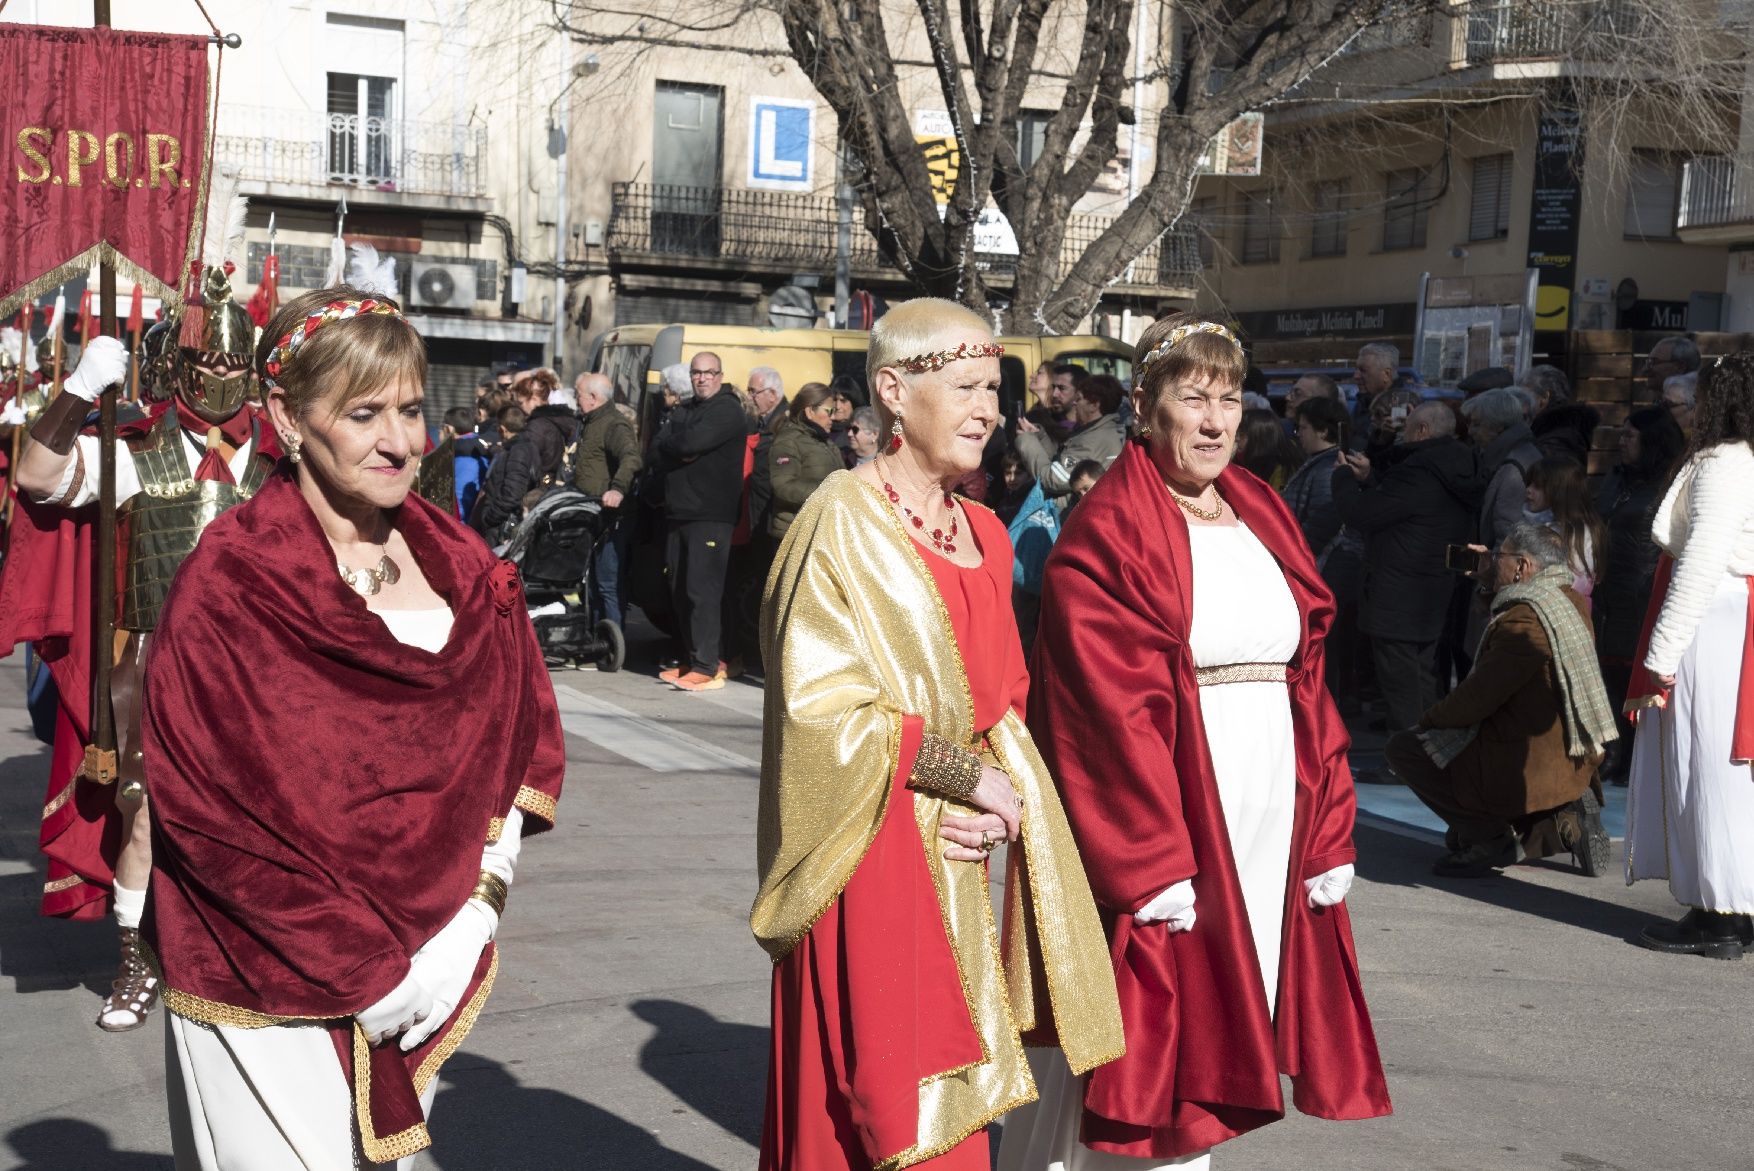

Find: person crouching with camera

[1384,523,1616,878]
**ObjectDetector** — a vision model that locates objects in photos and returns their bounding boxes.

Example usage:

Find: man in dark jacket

[745,366,787,539]
[1333,401,1483,733]
[573,372,642,628]
[1521,364,1601,465]
[658,351,750,691]
[469,373,581,536]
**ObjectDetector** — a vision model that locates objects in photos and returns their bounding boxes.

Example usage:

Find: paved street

[1,633,1751,1170]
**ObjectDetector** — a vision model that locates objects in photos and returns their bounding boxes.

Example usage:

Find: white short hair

[1664,371,1698,404]
[749,365,783,396]
[662,362,694,401]
[1358,341,1400,370]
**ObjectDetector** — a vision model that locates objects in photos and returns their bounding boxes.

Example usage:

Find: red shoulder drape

[761,504,1026,1171]
[1029,441,1389,1159]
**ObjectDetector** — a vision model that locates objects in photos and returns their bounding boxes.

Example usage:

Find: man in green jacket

[573,372,642,627]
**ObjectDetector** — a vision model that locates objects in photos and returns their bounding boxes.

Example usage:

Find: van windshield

[1057,350,1133,386]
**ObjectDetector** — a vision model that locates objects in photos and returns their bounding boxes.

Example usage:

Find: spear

[126,285,143,403]
[47,290,66,399]
[3,307,27,526]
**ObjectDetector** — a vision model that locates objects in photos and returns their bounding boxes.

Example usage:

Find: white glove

[357,968,435,1046]
[1304,863,1355,908]
[397,899,496,1051]
[62,335,128,403]
[1134,879,1197,932]
[0,398,24,427]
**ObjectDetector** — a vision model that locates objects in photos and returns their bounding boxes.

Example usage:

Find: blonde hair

[865,298,993,388]
[256,285,426,418]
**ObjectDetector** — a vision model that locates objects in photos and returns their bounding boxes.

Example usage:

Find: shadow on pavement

[0,749,116,998]
[4,1118,170,1169]
[427,1054,719,1171]
[1353,822,1659,943]
[629,999,766,1148]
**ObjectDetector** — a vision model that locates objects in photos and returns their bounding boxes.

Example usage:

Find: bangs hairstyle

[1133,311,1248,413]
[257,284,427,418]
[865,296,994,421]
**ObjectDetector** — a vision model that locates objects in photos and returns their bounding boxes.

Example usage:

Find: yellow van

[588,323,1134,441]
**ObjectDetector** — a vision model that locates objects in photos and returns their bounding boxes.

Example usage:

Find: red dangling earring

[889,416,904,452]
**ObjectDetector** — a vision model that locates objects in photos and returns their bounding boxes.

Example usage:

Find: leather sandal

[96,926,161,1032]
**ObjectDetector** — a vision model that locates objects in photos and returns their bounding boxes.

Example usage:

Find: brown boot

[97,926,161,1032]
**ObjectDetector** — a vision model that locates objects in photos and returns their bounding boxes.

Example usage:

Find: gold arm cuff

[908,733,983,802]
[513,784,556,823]
[470,870,508,917]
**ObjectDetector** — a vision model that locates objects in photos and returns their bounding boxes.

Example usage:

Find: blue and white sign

[749,97,814,191]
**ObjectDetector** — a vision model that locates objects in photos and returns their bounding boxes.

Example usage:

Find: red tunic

[760,502,1029,1171]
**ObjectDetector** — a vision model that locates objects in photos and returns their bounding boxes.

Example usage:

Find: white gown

[1625,573,1754,913]
[999,521,1302,1171]
[166,607,454,1171]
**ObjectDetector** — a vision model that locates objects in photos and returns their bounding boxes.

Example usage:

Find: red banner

[0,23,210,320]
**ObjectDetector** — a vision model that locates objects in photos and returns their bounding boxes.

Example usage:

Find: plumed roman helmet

[173,167,259,422]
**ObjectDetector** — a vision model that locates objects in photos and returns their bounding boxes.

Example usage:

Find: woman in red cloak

[1000,312,1390,1170]
[753,298,1123,1171]
[142,285,566,1168]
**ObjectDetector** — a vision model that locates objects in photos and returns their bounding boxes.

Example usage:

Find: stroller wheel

[596,619,626,673]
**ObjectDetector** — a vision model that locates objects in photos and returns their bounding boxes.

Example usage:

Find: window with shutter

[1241,190,1279,264]
[1469,154,1512,241]
[1310,180,1347,257]
[1624,151,1680,240]
[1382,167,1432,251]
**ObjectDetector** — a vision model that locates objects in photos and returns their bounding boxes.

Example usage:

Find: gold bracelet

[908,733,983,802]
[469,871,508,917]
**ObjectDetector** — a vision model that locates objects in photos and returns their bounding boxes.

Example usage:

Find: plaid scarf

[1420,564,1619,768]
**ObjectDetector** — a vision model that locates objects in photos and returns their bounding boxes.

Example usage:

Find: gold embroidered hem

[353,947,499,1164]
[513,784,556,824]
[486,816,505,844]
[42,781,76,821]
[41,874,84,895]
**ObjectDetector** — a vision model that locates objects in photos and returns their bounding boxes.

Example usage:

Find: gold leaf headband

[1137,321,1243,376]
[893,341,1004,373]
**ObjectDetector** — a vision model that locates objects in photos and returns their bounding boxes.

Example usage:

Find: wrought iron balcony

[214,105,487,199]
[1677,154,1750,231]
[606,183,1202,292]
[1461,0,1647,65]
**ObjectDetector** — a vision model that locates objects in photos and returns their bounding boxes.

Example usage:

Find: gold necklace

[337,545,401,597]
[1166,483,1223,522]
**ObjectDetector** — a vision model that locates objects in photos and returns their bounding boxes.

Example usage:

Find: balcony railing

[606,183,1202,291]
[1462,0,1647,65]
[1678,154,1749,230]
[214,105,487,199]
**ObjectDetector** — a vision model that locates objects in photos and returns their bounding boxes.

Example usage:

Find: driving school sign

[0,23,211,319]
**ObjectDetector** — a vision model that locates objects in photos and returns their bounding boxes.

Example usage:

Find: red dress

[760,503,1029,1171]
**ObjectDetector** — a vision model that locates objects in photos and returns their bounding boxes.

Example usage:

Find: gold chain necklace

[1166,483,1224,522]
[337,542,402,597]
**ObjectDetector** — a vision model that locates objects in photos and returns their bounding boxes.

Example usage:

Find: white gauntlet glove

[0,398,24,427]
[357,969,435,1046]
[1134,879,1197,933]
[396,807,523,1051]
[62,335,128,403]
[1304,863,1355,908]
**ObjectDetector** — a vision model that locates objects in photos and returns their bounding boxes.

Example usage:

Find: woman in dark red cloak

[1000,312,1389,1170]
[143,285,566,1169]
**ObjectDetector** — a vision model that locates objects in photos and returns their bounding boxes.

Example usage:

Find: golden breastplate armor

[118,411,268,632]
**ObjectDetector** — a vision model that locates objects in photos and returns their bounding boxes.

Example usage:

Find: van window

[998,356,1027,425]
[1059,350,1133,385]
[600,344,653,413]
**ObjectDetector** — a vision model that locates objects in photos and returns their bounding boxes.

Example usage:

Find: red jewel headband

[893,341,1004,373]
[261,298,402,385]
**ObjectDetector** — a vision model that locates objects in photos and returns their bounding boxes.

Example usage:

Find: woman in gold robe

[751,298,1123,1171]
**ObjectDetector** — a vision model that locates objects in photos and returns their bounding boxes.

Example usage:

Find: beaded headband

[261,298,402,385]
[1137,321,1243,376]
[893,341,1004,373]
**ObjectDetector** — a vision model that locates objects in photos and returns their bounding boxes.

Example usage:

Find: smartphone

[1336,420,1350,451]
[1390,404,1410,422]
[1445,544,1489,575]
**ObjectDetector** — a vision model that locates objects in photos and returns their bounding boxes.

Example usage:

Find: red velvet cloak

[141,467,566,1161]
[0,402,276,919]
[1028,440,1389,1158]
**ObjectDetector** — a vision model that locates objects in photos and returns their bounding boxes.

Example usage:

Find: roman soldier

[4,183,278,1032]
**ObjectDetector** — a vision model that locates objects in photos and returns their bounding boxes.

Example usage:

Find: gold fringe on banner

[0,243,187,326]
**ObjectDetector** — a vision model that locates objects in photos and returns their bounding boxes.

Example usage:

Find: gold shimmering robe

[752,471,1124,1167]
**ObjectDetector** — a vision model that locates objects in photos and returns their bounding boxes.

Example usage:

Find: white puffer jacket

[1644,442,1754,676]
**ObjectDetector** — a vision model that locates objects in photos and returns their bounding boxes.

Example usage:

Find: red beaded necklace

[882,479,960,553]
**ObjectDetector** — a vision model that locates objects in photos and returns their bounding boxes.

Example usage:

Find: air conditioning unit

[410,260,477,310]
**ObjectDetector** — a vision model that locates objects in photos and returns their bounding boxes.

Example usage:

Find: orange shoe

[658,665,685,684]
[672,670,727,692]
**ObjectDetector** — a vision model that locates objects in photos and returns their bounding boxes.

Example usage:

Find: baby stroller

[499,487,626,671]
